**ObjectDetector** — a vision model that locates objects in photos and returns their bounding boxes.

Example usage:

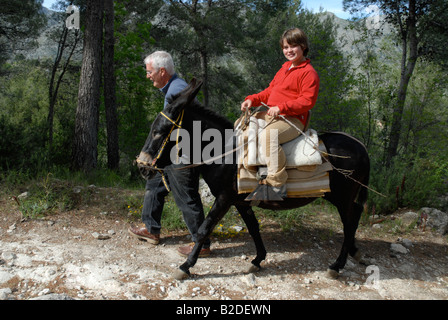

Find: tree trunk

[200,49,209,107]
[72,0,104,172]
[48,26,68,151]
[48,24,80,154]
[385,0,418,165]
[104,0,119,170]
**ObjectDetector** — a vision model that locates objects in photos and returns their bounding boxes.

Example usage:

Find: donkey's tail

[356,174,369,206]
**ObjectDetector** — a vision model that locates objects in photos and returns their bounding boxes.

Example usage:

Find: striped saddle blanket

[236,116,332,198]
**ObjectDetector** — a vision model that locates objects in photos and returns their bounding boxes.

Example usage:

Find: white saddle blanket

[235,116,331,198]
[242,117,324,167]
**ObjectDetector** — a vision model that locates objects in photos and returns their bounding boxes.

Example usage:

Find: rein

[172,106,273,171]
[137,107,386,198]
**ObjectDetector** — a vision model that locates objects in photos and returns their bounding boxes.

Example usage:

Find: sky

[301,0,352,19]
[42,0,353,20]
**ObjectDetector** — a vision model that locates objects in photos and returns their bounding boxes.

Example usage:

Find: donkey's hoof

[248,264,261,273]
[174,269,190,280]
[326,268,339,279]
[352,251,366,265]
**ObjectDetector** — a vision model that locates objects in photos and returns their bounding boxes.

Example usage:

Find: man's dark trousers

[141,164,210,248]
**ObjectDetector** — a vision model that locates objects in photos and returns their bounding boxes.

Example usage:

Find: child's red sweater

[245,59,319,126]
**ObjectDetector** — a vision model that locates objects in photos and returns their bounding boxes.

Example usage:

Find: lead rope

[259,104,385,197]
[260,103,348,160]
[140,107,386,198]
[173,106,276,171]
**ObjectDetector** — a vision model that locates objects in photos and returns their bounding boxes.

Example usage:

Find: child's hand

[241,100,252,111]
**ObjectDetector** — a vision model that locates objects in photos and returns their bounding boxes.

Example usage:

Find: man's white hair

[144,51,175,75]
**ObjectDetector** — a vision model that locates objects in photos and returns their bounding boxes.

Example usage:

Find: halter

[136,109,184,191]
[152,109,185,168]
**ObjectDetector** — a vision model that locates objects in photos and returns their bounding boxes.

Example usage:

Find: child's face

[282,40,305,67]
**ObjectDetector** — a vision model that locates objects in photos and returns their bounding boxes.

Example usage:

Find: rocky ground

[0,185,447,302]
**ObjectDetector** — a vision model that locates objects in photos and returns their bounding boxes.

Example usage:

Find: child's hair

[280,28,309,56]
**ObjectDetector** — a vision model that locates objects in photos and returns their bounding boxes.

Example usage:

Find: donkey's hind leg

[235,204,266,273]
[327,200,363,279]
[349,202,366,264]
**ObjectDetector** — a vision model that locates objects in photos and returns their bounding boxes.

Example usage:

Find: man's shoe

[128,225,160,245]
[177,243,211,258]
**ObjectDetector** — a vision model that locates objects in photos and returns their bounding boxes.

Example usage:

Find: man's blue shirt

[160,73,187,108]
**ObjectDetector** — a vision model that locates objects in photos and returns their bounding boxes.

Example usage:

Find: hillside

[23,8,72,61]
[26,9,393,63]
[318,12,394,61]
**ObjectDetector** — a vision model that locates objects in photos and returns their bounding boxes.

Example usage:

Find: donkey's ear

[186,78,203,104]
[165,78,203,114]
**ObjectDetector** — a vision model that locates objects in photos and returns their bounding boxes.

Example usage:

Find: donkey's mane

[189,101,234,130]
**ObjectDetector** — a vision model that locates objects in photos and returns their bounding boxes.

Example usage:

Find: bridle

[134,109,184,191]
[136,107,262,172]
[136,109,184,170]
[153,109,184,167]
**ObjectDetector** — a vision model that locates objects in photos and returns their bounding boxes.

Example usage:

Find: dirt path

[1,187,447,301]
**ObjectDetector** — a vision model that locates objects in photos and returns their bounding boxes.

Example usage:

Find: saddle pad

[237,161,332,198]
[244,117,323,167]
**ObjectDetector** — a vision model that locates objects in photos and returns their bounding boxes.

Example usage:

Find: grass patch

[3,167,437,242]
[1,168,342,237]
[212,207,248,238]
[253,198,340,233]
[8,173,95,219]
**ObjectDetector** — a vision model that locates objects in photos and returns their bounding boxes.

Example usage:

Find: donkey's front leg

[173,197,231,280]
[174,242,203,280]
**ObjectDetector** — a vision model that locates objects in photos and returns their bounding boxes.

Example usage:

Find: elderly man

[128,51,211,257]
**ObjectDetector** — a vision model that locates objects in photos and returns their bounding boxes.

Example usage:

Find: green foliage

[305,12,356,133]
[151,0,250,112]
[239,0,304,93]
[0,61,49,170]
[10,173,80,219]
[0,0,47,67]
[113,1,160,165]
[0,58,80,171]
[368,153,448,214]
[1,0,447,216]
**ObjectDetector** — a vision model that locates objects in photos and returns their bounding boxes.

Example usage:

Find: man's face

[146,62,167,89]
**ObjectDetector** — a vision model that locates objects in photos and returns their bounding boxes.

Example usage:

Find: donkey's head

[136,78,203,180]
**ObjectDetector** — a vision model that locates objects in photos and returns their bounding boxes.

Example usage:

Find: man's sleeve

[164,80,188,108]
